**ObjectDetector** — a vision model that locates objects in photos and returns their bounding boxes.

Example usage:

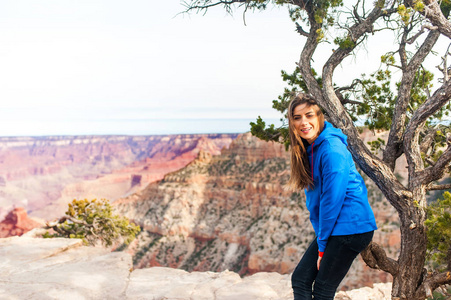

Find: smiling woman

[286,93,377,300]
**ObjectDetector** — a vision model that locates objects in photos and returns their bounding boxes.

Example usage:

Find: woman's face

[292,103,321,144]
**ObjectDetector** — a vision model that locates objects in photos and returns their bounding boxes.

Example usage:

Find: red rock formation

[0,207,42,238]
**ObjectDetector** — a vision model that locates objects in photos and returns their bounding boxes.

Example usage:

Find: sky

[0,1,447,136]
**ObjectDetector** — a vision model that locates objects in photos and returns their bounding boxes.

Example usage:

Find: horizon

[0,117,283,137]
[0,128,245,138]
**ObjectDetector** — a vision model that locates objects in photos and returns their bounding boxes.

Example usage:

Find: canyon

[0,130,405,292]
[0,134,236,221]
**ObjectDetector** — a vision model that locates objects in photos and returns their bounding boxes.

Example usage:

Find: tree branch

[182,0,247,14]
[419,146,451,185]
[335,81,364,105]
[321,5,389,123]
[438,43,451,83]
[352,0,363,23]
[384,29,440,171]
[415,271,451,299]
[399,28,409,70]
[406,24,439,44]
[45,215,92,228]
[335,79,362,93]
[408,78,451,131]
[406,0,451,39]
[425,157,436,166]
[420,125,439,154]
[321,5,385,118]
[361,241,399,276]
[297,3,322,98]
[427,183,451,191]
[404,77,451,187]
[295,22,309,37]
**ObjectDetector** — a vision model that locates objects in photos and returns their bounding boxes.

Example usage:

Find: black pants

[291,231,374,300]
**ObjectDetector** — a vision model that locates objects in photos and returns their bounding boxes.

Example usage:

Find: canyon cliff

[0,234,392,299]
[0,134,237,221]
[115,132,401,290]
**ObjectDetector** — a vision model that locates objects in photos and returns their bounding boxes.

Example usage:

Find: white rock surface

[335,284,392,300]
[0,236,392,300]
[0,236,131,300]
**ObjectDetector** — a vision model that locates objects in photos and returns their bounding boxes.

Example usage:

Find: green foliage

[334,36,356,50]
[316,28,325,42]
[397,4,413,25]
[312,0,343,26]
[44,198,141,247]
[367,137,386,154]
[356,70,395,131]
[440,0,451,17]
[375,0,386,9]
[380,54,395,65]
[434,129,451,149]
[413,0,425,12]
[250,116,290,150]
[425,192,451,271]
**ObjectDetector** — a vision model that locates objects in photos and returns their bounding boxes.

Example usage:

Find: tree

[44,199,140,247]
[183,0,451,299]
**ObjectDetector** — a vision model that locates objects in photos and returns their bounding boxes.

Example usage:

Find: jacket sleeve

[316,144,350,253]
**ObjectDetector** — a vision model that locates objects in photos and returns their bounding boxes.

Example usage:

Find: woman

[288,93,377,300]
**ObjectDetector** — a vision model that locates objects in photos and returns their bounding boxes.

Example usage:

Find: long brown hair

[287,93,325,191]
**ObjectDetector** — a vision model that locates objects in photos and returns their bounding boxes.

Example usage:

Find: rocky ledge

[0,234,391,300]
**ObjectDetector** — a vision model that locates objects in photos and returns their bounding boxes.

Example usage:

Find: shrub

[44,198,140,247]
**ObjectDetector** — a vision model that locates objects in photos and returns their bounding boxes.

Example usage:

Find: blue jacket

[305,121,377,253]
